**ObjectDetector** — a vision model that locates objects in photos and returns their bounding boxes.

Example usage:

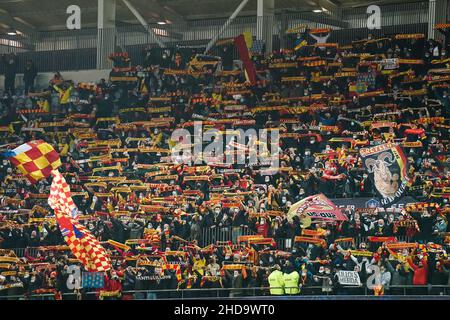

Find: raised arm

[309,33,320,42]
[385,259,395,274]
[407,257,418,271]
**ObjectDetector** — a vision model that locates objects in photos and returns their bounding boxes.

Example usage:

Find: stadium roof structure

[0,0,427,35]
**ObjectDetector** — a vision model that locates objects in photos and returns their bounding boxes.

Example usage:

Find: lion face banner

[360,143,410,206]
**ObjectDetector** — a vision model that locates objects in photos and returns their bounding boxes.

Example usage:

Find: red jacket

[256,222,269,238]
[104,277,122,292]
[95,275,122,299]
[407,258,428,285]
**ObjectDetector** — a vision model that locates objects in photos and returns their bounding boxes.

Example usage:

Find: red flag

[234,34,257,86]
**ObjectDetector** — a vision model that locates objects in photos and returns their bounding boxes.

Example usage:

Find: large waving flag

[6,141,110,271]
[234,33,257,86]
[5,140,61,184]
[48,170,111,272]
[287,194,348,224]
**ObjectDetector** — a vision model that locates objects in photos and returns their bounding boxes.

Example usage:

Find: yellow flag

[243,31,253,51]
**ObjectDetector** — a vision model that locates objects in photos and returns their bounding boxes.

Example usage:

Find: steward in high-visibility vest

[283,270,300,295]
[268,265,284,295]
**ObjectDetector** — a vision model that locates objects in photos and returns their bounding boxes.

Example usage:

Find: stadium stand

[0,0,449,301]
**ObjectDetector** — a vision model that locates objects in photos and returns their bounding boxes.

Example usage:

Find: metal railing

[7,234,442,257]
[5,226,255,257]
[274,235,414,252]
[11,247,40,258]
[197,225,256,247]
[0,1,431,73]
[0,285,449,300]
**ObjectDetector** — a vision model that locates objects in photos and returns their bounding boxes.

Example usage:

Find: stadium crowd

[0,28,450,299]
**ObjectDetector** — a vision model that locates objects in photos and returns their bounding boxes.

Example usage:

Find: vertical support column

[257,0,274,55]
[429,0,437,40]
[97,0,116,70]
[429,0,448,41]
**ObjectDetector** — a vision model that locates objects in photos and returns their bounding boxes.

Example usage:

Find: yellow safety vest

[283,271,300,295]
[268,270,284,295]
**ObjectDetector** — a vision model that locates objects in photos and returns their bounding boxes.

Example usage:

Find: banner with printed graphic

[360,143,410,206]
[287,194,348,223]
